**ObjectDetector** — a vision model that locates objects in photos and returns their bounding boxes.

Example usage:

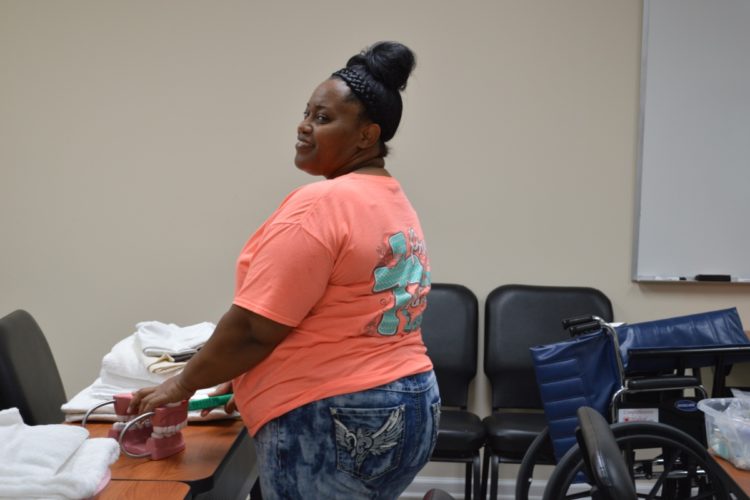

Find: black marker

[694,274,731,282]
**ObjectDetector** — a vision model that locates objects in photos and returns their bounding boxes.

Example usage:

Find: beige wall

[2,0,749,481]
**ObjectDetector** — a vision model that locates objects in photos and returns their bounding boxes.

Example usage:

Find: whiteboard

[633,0,750,282]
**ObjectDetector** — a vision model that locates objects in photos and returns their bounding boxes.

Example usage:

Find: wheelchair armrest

[576,407,637,500]
[625,375,702,392]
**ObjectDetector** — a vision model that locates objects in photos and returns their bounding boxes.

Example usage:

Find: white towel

[0,408,120,499]
[98,369,170,393]
[101,334,171,386]
[0,407,87,476]
[135,321,215,357]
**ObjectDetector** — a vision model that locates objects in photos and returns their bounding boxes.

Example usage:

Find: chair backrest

[0,310,67,424]
[575,406,637,500]
[484,284,613,410]
[420,283,479,408]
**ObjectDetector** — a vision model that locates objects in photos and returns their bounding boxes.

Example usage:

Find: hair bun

[346,41,416,91]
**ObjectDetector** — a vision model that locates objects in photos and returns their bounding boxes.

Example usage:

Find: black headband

[332,66,399,143]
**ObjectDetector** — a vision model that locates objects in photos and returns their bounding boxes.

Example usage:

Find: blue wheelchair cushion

[616,307,747,370]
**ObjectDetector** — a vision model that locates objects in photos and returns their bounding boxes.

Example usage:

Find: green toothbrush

[187,394,233,411]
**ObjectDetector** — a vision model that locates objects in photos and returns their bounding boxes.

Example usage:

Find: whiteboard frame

[632,0,750,284]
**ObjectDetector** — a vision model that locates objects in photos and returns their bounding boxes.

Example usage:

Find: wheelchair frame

[516,315,745,500]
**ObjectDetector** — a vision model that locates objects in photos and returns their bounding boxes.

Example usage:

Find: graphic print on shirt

[371,228,430,336]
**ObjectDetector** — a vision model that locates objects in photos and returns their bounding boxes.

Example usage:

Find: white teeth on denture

[152,420,187,438]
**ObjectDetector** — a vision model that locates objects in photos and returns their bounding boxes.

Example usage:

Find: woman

[130,41,439,499]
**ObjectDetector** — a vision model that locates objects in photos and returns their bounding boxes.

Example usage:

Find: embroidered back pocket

[330,404,406,481]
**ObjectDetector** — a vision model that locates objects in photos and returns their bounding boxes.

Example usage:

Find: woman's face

[295,78,377,178]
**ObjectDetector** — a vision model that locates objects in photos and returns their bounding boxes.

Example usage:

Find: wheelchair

[515,313,750,500]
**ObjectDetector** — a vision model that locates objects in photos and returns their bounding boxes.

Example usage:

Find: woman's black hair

[332,41,416,157]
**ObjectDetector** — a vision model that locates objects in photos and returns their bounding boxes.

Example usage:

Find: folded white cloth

[62,382,238,423]
[98,369,170,393]
[135,321,215,357]
[0,407,87,476]
[144,354,187,375]
[0,407,119,499]
[101,334,172,386]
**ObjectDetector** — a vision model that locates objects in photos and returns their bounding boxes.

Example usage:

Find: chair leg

[480,449,490,500]
[489,454,499,500]
[464,462,472,500]
[472,454,482,500]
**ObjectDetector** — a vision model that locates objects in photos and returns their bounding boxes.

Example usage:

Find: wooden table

[86,419,256,500]
[94,480,190,499]
[712,455,750,500]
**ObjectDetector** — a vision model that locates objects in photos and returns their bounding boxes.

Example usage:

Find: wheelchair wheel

[515,426,553,500]
[542,421,730,500]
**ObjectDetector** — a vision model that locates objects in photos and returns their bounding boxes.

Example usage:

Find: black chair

[481,284,613,500]
[423,489,457,500]
[0,309,67,424]
[420,283,485,500]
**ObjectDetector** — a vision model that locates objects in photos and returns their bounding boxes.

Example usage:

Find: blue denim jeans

[253,370,440,500]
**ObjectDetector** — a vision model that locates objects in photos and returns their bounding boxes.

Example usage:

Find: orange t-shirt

[232,173,433,436]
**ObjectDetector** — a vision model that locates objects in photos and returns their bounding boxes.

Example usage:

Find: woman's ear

[358,123,381,149]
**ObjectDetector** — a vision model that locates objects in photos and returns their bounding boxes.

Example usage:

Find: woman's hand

[128,375,195,415]
[200,381,237,417]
